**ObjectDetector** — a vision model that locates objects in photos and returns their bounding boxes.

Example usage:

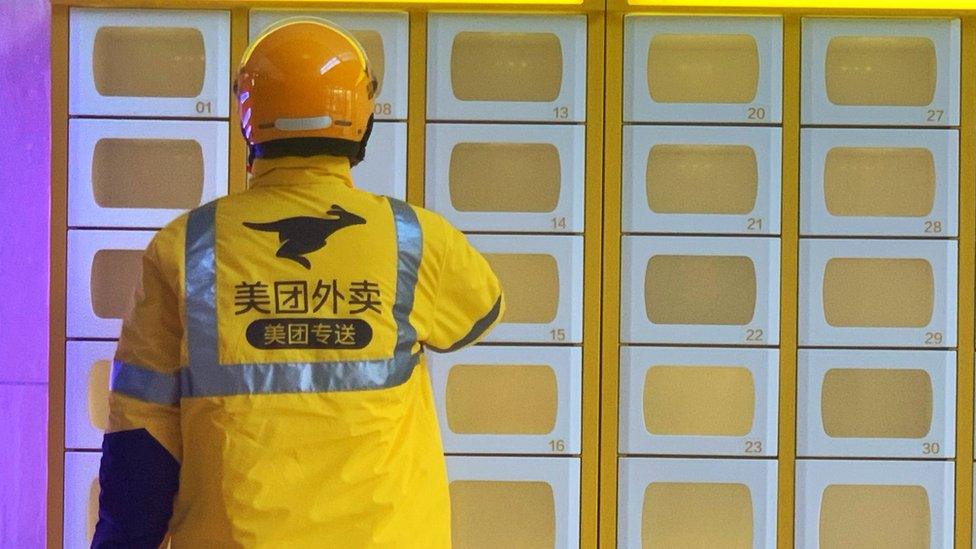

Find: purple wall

[0,1,50,547]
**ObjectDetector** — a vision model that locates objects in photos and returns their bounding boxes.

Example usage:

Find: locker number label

[746,218,764,232]
[745,440,763,454]
[550,217,568,230]
[195,101,213,115]
[924,220,943,234]
[553,106,570,120]
[922,442,941,455]
[747,106,767,121]
[745,328,764,342]
[549,439,566,452]
[373,103,393,116]
[924,332,943,346]
[550,329,567,342]
[925,109,945,123]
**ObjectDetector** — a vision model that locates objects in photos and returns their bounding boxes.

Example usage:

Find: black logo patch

[243,205,366,269]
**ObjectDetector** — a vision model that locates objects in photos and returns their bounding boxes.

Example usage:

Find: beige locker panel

[447,456,580,549]
[427,14,586,122]
[69,8,230,117]
[623,15,783,123]
[798,349,955,459]
[68,118,228,229]
[802,18,960,125]
[428,345,581,454]
[800,128,958,237]
[66,230,154,339]
[621,236,780,345]
[619,346,778,456]
[63,451,101,549]
[248,10,408,121]
[618,457,777,548]
[468,235,583,343]
[65,341,117,450]
[795,460,953,548]
[799,239,957,347]
[425,123,585,233]
[622,125,782,235]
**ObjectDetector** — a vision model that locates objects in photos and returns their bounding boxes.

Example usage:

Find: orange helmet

[236,18,377,165]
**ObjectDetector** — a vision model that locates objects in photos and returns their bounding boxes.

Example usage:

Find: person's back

[93,19,503,548]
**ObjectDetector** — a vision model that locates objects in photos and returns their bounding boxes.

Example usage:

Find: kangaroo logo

[243,205,366,269]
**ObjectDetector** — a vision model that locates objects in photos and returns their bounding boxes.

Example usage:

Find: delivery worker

[92,18,504,548]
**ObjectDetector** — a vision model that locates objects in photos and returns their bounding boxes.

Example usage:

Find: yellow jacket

[94,155,504,548]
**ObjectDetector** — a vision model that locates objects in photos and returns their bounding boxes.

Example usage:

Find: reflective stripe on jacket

[94,155,504,548]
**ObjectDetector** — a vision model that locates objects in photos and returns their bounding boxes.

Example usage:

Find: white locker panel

[428,345,582,455]
[618,457,777,549]
[800,127,958,237]
[799,239,957,348]
[427,13,586,122]
[248,10,408,121]
[68,118,228,229]
[619,346,778,457]
[622,125,782,235]
[65,341,117,451]
[801,18,960,126]
[352,122,406,199]
[425,123,585,233]
[446,456,580,549]
[624,15,783,123]
[66,230,155,339]
[468,235,583,344]
[69,8,230,118]
[795,459,954,549]
[797,349,956,459]
[621,236,781,346]
[63,451,101,549]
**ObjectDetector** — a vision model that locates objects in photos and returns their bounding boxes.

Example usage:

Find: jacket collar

[248,155,355,189]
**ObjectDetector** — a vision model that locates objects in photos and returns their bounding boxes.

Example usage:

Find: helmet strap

[252,137,360,160]
[350,114,375,168]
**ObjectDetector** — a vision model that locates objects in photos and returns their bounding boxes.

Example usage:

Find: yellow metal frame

[48,6,68,549]
[50,0,600,10]
[600,5,623,548]
[634,0,976,10]
[956,15,975,549]
[48,1,976,548]
[601,2,975,548]
[581,11,606,549]
[778,15,800,549]
[48,1,603,547]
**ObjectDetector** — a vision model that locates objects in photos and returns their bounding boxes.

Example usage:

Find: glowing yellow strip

[309,0,586,3]
[631,0,976,8]
[240,0,587,3]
